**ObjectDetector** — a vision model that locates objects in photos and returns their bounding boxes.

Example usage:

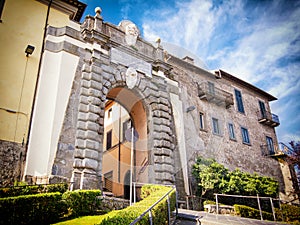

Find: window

[122,119,131,141]
[0,0,5,22]
[103,171,113,192]
[266,136,274,154]
[199,112,204,129]
[106,130,112,150]
[235,89,245,113]
[241,127,250,144]
[212,118,220,135]
[259,100,267,118]
[107,108,112,119]
[208,82,215,95]
[228,123,236,140]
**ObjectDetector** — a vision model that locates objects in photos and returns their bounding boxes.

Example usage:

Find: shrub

[62,190,102,217]
[275,204,300,223]
[234,204,274,221]
[96,185,176,225]
[203,200,216,205]
[0,192,67,225]
[0,183,68,198]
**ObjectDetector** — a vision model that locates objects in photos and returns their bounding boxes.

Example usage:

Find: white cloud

[140,0,300,143]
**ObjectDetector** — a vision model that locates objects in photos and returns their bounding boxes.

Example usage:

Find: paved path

[175,209,290,225]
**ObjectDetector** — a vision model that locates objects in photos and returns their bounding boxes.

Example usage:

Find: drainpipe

[23,0,53,180]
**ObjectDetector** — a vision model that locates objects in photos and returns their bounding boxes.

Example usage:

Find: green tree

[192,157,279,199]
[192,157,228,199]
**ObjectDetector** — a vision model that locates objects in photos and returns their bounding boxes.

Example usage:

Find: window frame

[199,112,205,130]
[212,117,220,135]
[241,127,250,144]
[208,81,215,95]
[266,136,275,154]
[235,89,245,113]
[106,129,112,150]
[228,123,236,140]
[259,100,267,118]
[107,108,112,119]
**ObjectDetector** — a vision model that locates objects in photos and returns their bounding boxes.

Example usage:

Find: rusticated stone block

[153,148,173,157]
[82,158,98,170]
[83,149,99,160]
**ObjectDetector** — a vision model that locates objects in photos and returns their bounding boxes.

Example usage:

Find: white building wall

[24,50,79,179]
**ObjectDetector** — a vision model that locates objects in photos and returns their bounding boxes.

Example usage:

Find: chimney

[182,56,194,64]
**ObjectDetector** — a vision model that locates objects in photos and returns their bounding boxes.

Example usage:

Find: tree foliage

[192,157,279,199]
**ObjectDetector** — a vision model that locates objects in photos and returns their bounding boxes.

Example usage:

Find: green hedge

[0,192,67,225]
[0,183,68,198]
[234,204,300,224]
[275,204,300,224]
[234,204,274,221]
[0,189,102,225]
[62,190,102,217]
[96,185,176,225]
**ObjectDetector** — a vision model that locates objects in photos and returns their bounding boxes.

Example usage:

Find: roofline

[37,0,86,22]
[218,69,277,101]
[168,54,215,78]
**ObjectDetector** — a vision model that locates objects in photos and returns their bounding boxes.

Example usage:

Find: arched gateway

[24,8,188,195]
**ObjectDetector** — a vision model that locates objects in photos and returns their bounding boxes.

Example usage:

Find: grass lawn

[52,215,104,225]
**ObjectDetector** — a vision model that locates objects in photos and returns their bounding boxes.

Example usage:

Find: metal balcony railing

[261,144,284,157]
[198,83,234,108]
[257,110,280,127]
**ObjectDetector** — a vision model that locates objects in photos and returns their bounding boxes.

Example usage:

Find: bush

[234,204,274,221]
[96,185,176,225]
[0,192,67,225]
[0,183,68,198]
[203,200,216,205]
[275,204,300,223]
[62,190,102,217]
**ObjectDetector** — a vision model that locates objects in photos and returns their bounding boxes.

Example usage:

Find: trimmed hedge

[96,185,176,225]
[0,192,67,225]
[62,190,102,217]
[0,183,68,198]
[234,204,300,224]
[234,204,274,221]
[275,204,300,224]
[0,189,102,225]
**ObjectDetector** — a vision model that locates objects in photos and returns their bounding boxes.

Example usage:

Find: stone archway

[102,87,148,197]
[71,57,176,190]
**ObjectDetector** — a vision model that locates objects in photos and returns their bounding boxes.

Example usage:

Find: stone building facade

[1,5,295,202]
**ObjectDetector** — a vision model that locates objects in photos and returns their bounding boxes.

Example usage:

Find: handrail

[130,186,177,225]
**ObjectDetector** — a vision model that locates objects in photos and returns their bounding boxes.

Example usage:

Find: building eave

[218,69,278,101]
[37,0,86,22]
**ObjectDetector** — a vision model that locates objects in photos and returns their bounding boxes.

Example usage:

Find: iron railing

[198,82,234,108]
[130,185,178,225]
[261,144,284,157]
[257,110,280,127]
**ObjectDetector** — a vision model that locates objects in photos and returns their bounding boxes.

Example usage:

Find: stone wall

[98,196,130,211]
[168,56,285,196]
[0,140,25,187]
[49,12,178,190]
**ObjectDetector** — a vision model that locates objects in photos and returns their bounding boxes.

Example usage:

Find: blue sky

[80,0,300,144]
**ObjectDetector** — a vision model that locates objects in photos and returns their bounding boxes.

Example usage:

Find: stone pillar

[72,61,104,189]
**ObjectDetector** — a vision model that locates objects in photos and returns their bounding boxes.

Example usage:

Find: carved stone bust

[119,20,139,46]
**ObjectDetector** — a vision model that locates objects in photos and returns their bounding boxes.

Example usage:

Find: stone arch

[70,48,176,190]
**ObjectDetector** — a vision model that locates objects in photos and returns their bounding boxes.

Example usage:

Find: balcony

[197,83,234,108]
[261,144,285,157]
[257,110,280,127]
